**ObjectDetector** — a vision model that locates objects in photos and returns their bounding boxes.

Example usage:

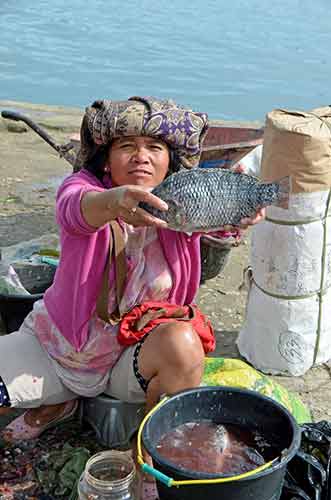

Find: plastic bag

[233,144,263,177]
[202,357,311,424]
[0,235,60,297]
[1,233,59,263]
[0,262,29,295]
[282,421,331,500]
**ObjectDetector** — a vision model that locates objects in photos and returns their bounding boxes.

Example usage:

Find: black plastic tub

[0,291,44,333]
[142,386,301,500]
[0,263,55,334]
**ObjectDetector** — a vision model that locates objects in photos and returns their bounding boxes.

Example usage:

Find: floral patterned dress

[30,225,172,397]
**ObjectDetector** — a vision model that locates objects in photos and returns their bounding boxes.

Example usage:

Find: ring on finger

[130,207,137,216]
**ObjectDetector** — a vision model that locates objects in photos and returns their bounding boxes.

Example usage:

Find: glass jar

[78,450,139,500]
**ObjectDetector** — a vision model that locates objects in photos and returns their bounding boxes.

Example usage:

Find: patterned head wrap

[75,96,209,170]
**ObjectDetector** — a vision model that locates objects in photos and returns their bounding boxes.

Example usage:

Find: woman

[0,96,264,442]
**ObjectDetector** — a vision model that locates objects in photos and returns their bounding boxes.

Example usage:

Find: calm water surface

[0,0,330,120]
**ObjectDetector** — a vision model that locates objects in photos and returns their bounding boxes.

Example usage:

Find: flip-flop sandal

[1,399,79,442]
[140,477,159,500]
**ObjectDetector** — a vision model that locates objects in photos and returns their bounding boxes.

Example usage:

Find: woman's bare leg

[138,321,205,412]
[0,328,78,441]
[133,321,205,479]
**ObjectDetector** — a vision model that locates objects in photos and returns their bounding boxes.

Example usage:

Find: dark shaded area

[0,416,106,499]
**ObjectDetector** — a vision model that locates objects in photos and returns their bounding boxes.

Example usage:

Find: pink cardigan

[44,170,201,351]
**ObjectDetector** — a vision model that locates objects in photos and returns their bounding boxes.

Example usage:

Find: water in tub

[156,421,272,475]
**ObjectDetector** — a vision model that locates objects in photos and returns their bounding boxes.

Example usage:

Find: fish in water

[139,168,290,232]
[214,424,230,453]
[156,421,266,475]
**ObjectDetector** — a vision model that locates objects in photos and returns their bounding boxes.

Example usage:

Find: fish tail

[273,176,291,209]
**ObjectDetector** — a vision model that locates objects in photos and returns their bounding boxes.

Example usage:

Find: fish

[214,424,230,453]
[139,168,290,232]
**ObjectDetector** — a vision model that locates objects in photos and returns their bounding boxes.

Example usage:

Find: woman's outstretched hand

[81,185,169,229]
[110,185,169,228]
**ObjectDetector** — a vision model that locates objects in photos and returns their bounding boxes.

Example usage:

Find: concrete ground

[0,100,330,423]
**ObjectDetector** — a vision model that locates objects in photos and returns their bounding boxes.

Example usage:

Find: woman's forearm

[81,189,120,228]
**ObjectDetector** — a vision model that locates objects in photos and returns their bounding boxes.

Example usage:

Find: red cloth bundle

[118,301,215,354]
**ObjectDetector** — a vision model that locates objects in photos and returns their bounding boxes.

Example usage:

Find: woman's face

[107,136,170,188]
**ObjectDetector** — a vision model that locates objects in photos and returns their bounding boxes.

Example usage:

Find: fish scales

[139,168,290,232]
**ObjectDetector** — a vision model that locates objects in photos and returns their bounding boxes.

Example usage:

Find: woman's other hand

[220,206,266,232]
[238,207,266,229]
[227,162,266,229]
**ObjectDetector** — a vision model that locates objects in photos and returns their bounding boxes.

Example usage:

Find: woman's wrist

[81,189,119,228]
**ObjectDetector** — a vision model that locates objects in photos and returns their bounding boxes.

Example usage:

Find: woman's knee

[139,321,205,380]
[161,322,204,368]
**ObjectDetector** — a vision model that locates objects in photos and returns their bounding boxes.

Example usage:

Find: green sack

[202,357,311,424]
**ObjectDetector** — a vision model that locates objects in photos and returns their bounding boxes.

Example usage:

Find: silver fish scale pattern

[173,169,263,229]
[140,168,281,231]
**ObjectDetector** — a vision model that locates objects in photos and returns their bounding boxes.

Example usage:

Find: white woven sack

[237,191,331,376]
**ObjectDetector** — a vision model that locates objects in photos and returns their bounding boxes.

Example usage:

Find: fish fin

[274,176,291,209]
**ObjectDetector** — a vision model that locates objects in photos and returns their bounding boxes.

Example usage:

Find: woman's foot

[140,477,159,500]
[1,399,78,443]
[0,407,13,416]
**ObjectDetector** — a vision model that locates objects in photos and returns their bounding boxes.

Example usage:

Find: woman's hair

[83,142,182,182]
[82,144,109,181]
